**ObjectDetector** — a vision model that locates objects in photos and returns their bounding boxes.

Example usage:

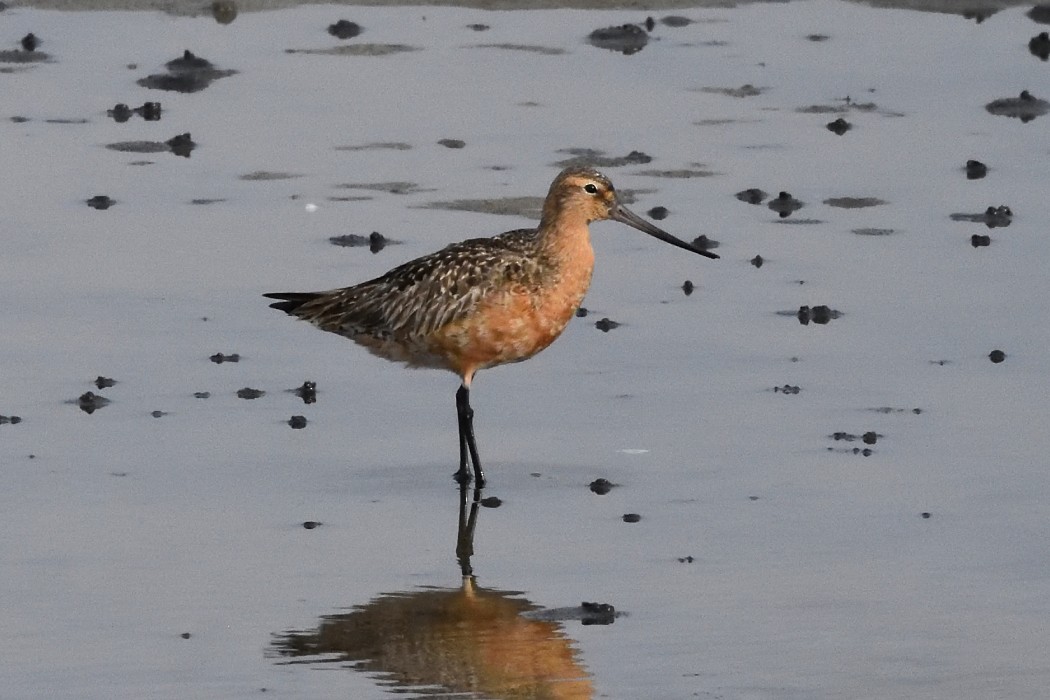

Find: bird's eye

[583,183,599,194]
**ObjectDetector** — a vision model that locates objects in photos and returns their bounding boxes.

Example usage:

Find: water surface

[3,1,1050,698]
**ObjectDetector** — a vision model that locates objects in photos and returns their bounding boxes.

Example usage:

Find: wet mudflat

[3,1,1050,698]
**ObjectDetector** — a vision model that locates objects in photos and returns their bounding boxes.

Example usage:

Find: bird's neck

[536,215,596,272]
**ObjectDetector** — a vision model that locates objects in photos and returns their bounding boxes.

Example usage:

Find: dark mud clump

[137,50,237,93]
[971,234,991,248]
[75,391,110,414]
[853,228,896,236]
[524,601,619,625]
[682,280,694,296]
[575,307,589,318]
[832,431,879,444]
[824,196,886,208]
[294,381,317,404]
[698,84,766,98]
[554,148,651,169]
[588,23,648,55]
[0,49,50,64]
[42,117,91,125]
[1,33,50,64]
[829,431,879,455]
[768,191,802,217]
[286,44,418,57]
[1028,5,1050,24]
[826,117,852,134]
[236,387,265,399]
[634,166,716,179]
[595,317,621,332]
[166,133,195,157]
[480,496,502,508]
[1030,32,1050,60]
[150,410,167,418]
[690,234,718,254]
[302,520,321,529]
[0,414,23,425]
[799,98,879,115]
[471,43,566,55]
[210,352,240,363]
[106,133,195,158]
[963,8,998,22]
[661,15,692,27]
[241,171,303,182]
[337,181,428,195]
[86,195,115,210]
[328,20,363,40]
[95,376,117,389]
[965,159,987,179]
[329,231,393,253]
[421,196,541,218]
[985,91,1049,122]
[289,415,307,429]
[989,349,1006,363]
[622,513,641,523]
[437,138,465,149]
[106,141,167,154]
[950,205,1012,228]
[194,392,211,399]
[335,142,412,152]
[867,407,922,415]
[166,50,213,71]
[108,102,161,123]
[774,385,800,394]
[580,601,616,625]
[212,1,237,24]
[736,188,767,204]
[775,217,825,226]
[589,478,616,495]
[647,206,669,220]
[751,255,764,268]
[796,305,840,325]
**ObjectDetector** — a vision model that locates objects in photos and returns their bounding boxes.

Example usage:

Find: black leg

[454,385,471,484]
[454,384,485,487]
[455,402,470,485]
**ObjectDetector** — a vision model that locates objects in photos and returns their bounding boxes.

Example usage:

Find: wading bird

[264,167,718,486]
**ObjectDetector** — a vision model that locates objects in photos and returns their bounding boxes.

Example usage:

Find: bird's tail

[262,292,321,316]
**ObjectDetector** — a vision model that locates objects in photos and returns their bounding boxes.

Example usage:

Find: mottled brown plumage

[268,227,562,373]
[264,166,718,485]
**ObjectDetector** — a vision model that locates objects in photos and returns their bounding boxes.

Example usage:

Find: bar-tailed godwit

[264,167,718,486]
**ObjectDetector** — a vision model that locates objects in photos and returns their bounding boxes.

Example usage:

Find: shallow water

[3,1,1050,698]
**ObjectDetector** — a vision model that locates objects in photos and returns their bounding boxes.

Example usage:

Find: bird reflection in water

[270,484,594,699]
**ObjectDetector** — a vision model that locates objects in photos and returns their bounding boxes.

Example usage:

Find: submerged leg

[455,480,482,579]
[454,383,485,486]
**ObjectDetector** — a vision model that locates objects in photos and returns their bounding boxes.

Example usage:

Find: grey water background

[3,1,1050,698]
